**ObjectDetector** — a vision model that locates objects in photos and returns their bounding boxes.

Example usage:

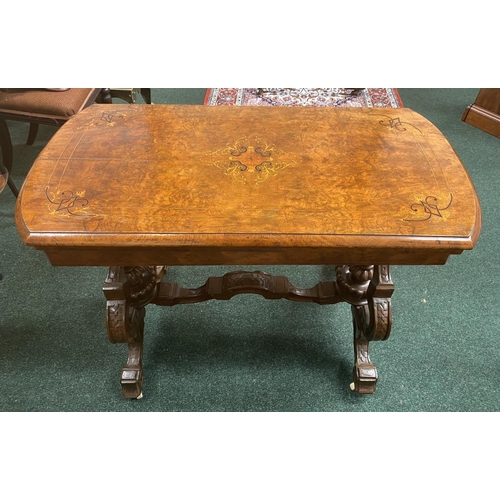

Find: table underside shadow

[103,265,395,399]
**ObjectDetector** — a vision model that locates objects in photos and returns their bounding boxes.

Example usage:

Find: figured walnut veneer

[16,104,480,266]
[14,104,482,398]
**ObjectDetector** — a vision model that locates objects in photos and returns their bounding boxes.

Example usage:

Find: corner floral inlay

[95,111,125,126]
[377,115,423,134]
[404,193,453,222]
[46,187,90,216]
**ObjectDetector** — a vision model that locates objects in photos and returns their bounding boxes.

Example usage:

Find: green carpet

[1,88,498,411]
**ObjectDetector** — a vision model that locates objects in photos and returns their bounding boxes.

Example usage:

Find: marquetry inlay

[199,136,301,184]
[46,187,90,217]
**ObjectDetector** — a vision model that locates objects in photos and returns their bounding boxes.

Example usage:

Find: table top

[15,104,482,266]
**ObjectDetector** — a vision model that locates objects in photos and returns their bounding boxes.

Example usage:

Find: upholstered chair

[0,88,107,197]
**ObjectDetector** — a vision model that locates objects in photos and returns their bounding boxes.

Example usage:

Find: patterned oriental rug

[204,88,403,107]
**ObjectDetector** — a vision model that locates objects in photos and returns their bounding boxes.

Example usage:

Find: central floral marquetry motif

[199,136,300,184]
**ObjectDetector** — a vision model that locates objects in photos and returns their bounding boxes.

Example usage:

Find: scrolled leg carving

[120,306,145,399]
[339,265,395,394]
[352,304,379,394]
[103,265,166,398]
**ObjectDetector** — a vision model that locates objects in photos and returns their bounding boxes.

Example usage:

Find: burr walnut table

[15,104,482,398]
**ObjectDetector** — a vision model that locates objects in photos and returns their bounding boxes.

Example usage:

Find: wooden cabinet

[462,88,500,138]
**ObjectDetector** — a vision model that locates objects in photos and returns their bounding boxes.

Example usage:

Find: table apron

[38,245,462,266]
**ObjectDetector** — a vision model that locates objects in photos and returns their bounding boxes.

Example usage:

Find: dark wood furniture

[462,88,500,139]
[15,104,482,399]
[109,88,152,104]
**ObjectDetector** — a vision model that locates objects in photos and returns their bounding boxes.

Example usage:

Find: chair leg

[7,175,18,197]
[100,89,113,104]
[27,123,39,145]
[0,118,13,171]
[0,118,18,197]
[140,88,152,104]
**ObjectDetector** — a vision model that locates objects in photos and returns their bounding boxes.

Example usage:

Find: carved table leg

[118,306,145,399]
[352,303,379,394]
[103,266,166,398]
[101,263,393,398]
[337,265,394,394]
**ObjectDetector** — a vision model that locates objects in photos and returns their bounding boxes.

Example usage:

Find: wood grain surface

[15,104,482,266]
